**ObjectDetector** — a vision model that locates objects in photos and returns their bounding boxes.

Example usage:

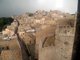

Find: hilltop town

[0,10,76,60]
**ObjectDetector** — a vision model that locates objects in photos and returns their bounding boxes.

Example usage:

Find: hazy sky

[0,0,78,17]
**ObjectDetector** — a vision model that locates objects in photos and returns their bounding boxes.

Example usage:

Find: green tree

[0,18,4,27]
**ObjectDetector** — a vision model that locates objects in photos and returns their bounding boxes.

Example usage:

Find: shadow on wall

[0,17,14,31]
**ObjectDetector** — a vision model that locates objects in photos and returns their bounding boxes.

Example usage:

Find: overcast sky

[0,0,78,17]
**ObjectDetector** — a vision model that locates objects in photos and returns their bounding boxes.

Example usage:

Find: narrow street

[15,19,35,60]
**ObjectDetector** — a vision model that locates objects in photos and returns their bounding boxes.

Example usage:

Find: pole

[72,0,80,60]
